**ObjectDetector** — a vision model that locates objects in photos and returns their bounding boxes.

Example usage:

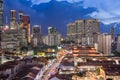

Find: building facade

[98,33,112,55]
[117,34,120,52]
[21,15,31,44]
[0,0,4,48]
[1,29,27,51]
[10,10,18,29]
[0,0,3,28]
[44,27,61,46]
[18,11,23,29]
[67,19,99,46]
[0,9,32,51]
[32,25,41,47]
[67,23,76,42]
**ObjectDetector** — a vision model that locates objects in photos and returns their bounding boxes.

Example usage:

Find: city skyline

[4,0,120,36]
[1,1,120,80]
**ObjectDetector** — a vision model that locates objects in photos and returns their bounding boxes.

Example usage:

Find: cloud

[28,0,120,24]
[28,0,83,5]
[57,0,83,3]
[27,0,51,5]
[84,0,120,24]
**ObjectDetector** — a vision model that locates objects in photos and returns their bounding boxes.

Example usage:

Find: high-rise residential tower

[117,34,120,52]
[98,33,112,55]
[67,23,76,42]
[21,15,31,44]
[18,11,23,26]
[10,10,17,29]
[44,27,61,46]
[67,19,100,46]
[0,0,3,28]
[0,0,4,48]
[32,25,42,47]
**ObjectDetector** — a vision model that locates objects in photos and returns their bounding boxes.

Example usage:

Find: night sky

[4,0,120,36]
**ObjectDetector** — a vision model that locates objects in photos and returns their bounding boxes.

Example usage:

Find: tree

[20,46,28,53]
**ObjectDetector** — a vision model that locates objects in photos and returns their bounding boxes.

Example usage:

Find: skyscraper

[44,27,61,46]
[67,19,100,46]
[98,33,112,55]
[21,15,31,44]
[10,10,16,29]
[0,0,4,48]
[117,34,120,52]
[85,19,99,46]
[18,11,23,27]
[0,0,3,28]
[103,34,112,55]
[32,25,41,47]
[67,23,76,41]
[1,29,28,51]
[75,20,86,44]
[48,27,57,34]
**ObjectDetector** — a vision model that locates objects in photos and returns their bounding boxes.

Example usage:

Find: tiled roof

[0,60,19,71]
[14,64,43,80]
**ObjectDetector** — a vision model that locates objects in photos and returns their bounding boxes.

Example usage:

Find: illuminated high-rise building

[85,19,99,46]
[1,29,28,51]
[10,10,16,20]
[67,23,76,42]
[18,11,23,25]
[48,27,57,34]
[75,20,85,44]
[67,19,100,46]
[44,27,61,46]
[0,0,4,48]
[0,0,3,28]
[32,25,41,47]
[98,33,112,55]
[10,10,16,29]
[21,15,31,44]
